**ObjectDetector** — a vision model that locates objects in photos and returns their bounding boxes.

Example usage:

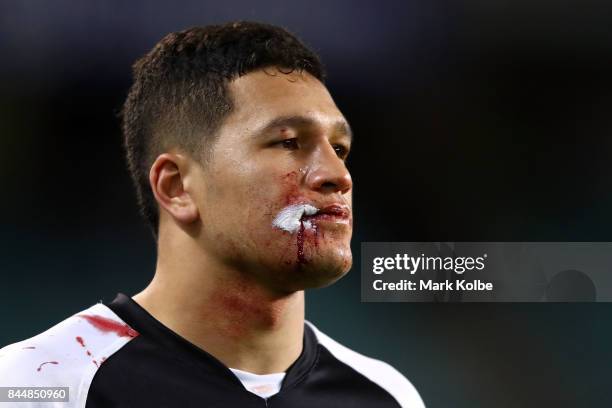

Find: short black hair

[122,21,325,238]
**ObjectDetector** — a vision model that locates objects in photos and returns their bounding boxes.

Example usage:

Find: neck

[133,228,305,374]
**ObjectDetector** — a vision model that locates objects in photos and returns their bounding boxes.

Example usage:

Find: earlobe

[149,153,200,225]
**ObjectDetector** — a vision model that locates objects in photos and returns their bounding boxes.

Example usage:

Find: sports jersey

[0,293,424,407]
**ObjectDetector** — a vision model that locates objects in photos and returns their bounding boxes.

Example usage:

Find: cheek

[279,171,304,205]
[217,170,296,245]
[238,171,305,252]
[245,170,304,222]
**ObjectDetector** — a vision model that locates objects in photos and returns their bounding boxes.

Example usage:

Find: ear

[149,153,200,225]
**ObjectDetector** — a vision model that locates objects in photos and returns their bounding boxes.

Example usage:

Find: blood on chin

[282,241,352,276]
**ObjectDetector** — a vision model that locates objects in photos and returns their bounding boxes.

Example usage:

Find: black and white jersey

[0,294,424,407]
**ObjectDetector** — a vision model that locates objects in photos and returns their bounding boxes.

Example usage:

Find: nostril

[320,181,337,190]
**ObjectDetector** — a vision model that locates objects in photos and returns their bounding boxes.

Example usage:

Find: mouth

[303,204,351,227]
[272,203,351,233]
[314,204,351,218]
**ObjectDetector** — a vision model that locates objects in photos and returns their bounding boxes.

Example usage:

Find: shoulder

[306,320,425,408]
[0,302,138,408]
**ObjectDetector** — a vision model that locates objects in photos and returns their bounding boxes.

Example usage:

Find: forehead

[225,68,346,133]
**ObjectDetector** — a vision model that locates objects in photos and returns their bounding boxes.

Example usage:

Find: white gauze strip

[272,204,318,233]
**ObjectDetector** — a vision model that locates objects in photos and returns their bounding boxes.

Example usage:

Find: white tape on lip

[272,204,318,233]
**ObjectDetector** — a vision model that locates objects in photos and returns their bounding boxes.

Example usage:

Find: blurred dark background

[1,1,611,406]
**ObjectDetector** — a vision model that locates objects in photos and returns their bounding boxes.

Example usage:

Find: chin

[302,262,352,289]
[287,248,353,290]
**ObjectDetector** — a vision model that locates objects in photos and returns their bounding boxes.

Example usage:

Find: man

[0,22,424,407]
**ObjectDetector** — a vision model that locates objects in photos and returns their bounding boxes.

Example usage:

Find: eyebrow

[255,114,353,142]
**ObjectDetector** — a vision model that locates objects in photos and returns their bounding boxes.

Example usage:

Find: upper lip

[313,203,351,217]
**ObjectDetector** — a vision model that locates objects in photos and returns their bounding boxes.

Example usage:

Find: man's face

[192,68,353,293]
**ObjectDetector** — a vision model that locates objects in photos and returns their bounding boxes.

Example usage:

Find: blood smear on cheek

[280,171,302,205]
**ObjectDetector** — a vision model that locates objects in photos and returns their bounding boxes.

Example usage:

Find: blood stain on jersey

[78,314,139,338]
[76,336,86,347]
[76,336,99,367]
[36,361,58,372]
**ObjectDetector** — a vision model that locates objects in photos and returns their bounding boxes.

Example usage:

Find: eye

[280,138,299,150]
[332,144,349,160]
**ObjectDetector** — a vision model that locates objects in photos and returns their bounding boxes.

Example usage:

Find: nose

[304,142,352,194]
